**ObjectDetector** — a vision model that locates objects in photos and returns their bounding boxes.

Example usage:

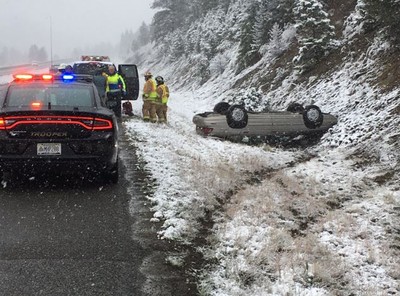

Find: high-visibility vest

[143,79,157,101]
[106,73,126,93]
[160,84,169,104]
[150,80,157,100]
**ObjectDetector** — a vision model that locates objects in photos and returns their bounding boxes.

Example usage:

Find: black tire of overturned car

[213,102,231,115]
[226,105,248,129]
[303,105,323,129]
[287,102,305,113]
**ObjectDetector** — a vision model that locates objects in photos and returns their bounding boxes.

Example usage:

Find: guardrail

[0,58,75,72]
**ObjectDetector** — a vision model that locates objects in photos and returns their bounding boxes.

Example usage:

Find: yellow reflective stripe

[149,80,157,99]
[161,85,169,104]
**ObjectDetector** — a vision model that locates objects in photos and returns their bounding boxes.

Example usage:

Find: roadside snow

[124,94,299,243]
[124,55,399,294]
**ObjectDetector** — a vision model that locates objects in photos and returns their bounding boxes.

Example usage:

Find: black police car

[0,73,119,183]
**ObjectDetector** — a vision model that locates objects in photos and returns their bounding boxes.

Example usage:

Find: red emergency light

[13,73,54,82]
[14,74,33,80]
[31,102,42,109]
[42,74,53,80]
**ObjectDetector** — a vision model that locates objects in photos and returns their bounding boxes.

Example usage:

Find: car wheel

[287,102,305,113]
[303,105,323,129]
[226,105,248,129]
[213,102,231,115]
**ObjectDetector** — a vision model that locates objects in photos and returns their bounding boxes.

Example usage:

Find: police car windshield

[6,84,94,108]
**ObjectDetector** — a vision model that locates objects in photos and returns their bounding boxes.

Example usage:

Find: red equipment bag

[122,101,133,116]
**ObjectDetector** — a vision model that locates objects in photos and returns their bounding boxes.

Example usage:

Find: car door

[118,64,139,100]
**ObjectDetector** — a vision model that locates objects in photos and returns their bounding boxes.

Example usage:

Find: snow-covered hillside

[127,0,399,295]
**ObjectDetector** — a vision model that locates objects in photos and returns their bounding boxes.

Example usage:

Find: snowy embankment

[124,96,299,242]
[124,49,399,295]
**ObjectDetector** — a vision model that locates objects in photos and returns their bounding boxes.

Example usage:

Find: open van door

[118,64,139,100]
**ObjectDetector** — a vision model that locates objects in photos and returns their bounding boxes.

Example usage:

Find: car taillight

[200,127,213,135]
[92,118,113,130]
[0,118,5,130]
[0,116,113,131]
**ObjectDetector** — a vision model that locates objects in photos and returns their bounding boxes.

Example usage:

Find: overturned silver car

[193,102,338,142]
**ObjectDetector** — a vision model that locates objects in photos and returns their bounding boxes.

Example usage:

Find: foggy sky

[0,0,154,59]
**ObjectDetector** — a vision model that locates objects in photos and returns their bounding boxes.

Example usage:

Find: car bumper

[0,138,118,173]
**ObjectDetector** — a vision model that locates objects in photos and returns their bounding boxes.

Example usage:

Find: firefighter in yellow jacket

[155,76,170,123]
[142,72,157,122]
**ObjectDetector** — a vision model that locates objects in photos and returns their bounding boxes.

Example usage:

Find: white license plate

[37,143,62,155]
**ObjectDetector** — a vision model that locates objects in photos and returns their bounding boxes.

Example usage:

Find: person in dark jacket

[92,68,107,104]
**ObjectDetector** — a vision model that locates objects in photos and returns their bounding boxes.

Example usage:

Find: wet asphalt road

[0,124,198,296]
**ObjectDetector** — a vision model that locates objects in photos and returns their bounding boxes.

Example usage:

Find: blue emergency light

[62,74,74,81]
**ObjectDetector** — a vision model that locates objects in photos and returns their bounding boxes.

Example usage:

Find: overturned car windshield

[5,84,94,107]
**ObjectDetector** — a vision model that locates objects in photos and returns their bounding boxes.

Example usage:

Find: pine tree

[237,3,262,73]
[267,23,284,57]
[252,2,269,50]
[120,29,135,58]
[188,0,203,20]
[28,45,40,62]
[200,0,219,14]
[218,0,231,12]
[363,0,400,44]
[37,47,48,62]
[248,0,296,58]
[169,31,186,60]
[138,23,151,46]
[293,0,336,72]
[151,0,190,41]
[275,0,295,25]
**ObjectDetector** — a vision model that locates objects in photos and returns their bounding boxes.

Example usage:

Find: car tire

[213,102,231,115]
[303,105,323,129]
[287,102,305,113]
[226,105,248,129]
